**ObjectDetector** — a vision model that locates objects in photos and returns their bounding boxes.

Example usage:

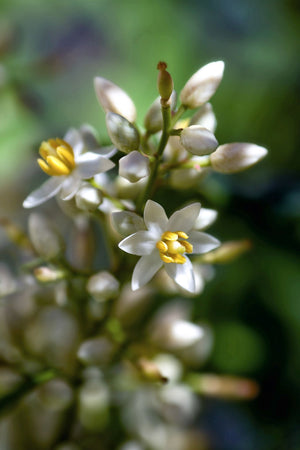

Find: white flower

[115,200,220,293]
[23,128,115,208]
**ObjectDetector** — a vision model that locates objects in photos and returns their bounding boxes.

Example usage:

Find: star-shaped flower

[114,200,220,293]
[23,128,115,208]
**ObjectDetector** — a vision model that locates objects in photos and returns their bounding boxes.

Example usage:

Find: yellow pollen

[37,138,76,176]
[156,230,193,264]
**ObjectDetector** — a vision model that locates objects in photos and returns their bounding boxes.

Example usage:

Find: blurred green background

[0,0,299,448]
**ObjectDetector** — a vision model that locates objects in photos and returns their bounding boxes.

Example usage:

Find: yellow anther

[156,241,168,253]
[177,231,188,239]
[156,230,192,264]
[161,231,178,241]
[173,254,187,264]
[46,156,71,175]
[37,138,76,177]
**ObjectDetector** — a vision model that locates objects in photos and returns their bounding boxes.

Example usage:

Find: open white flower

[23,128,115,208]
[115,200,220,293]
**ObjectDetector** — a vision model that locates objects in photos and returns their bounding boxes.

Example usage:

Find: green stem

[136,104,171,213]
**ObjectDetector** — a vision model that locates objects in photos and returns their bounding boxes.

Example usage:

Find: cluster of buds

[0,59,267,448]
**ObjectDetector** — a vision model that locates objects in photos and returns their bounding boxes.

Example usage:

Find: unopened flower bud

[87,271,119,301]
[119,151,150,183]
[34,266,65,283]
[75,183,102,211]
[180,125,218,156]
[157,61,174,103]
[77,337,115,366]
[28,213,64,259]
[190,103,217,132]
[78,378,110,431]
[180,61,224,109]
[210,143,268,173]
[169,167,207,190]
[94,77,136,122]
[106,112,140,153]
[136,357,168,383]
[201,240,251,263]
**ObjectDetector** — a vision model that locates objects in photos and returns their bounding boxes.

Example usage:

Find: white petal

[194,208,218,230]
[64,128,84,157]
[76,153,115,178]
[180,61,225,109]
[111,211,145,236]
[132,251,162,290]
[164,258,196,293]
[60,175,82,200]
[188,230,220,254]
[168,203,201,233]
[144,200,168,236]
[23,177,64,208]
[119,230,156,255]
[94,77,137,123]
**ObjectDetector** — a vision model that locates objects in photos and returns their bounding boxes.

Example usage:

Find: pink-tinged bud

[210,143,268,173]
[157,61,174,103]
[180,61,224,109]
[94,77,136,122]
[105,112,140,153]
[119,151,150,182]
[180,125,218,156]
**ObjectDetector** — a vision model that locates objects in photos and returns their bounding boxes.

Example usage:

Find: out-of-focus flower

[94,76,137,122]
[28,213,64,259]
[180,61,224,109]
[119,151,150,182]
[87,271,120,301]
[23,128,115,208]
[210,142,268,173]
[115,200,220,292]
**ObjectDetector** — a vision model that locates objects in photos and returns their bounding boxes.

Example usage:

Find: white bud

[169,167,207,190]
[210,142,268,173]
[77,337,115,366]
[119,151,150,182]
[94,77,136,122]
[28,213,64,259]
[180,61,224,109]
[106,112,140,153]
[87,271,119,301]
[78,379,110,431]
[111,210,145,237]
[37,379,73,411]
[180,125,218,156]
[189,102,217,132]
[75,183,102,211]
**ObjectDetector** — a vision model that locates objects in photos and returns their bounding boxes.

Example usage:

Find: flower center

[37,138,76,176]
[156,231,193,264]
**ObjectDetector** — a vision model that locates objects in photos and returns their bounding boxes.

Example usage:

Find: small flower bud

[75,183,102,211]
[180,125,218,156]
[87,271,119,301]
[77,337,115,366]
[180,61,224,109]
[210,143,268,173]
[94,77,136,122]
[201,240,251,263]
[119,151,150,183]
[28,213,64,259]
[37,379,73,411]
[190,102,217,132]
[106,112,140,153]
[157,61,174,103]
[78,378,110,431]
[34,266,65,283]
[169,167,207,190]
[135,357,168,383]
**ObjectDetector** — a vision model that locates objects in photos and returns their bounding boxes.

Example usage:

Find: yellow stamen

[156,230,193,264]
[37,138,76,177]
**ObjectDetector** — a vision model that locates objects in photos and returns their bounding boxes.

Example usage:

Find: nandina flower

[116,200,220,292]
[23,128,115,208]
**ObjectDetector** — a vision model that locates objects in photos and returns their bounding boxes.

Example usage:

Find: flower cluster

[3,60,268,448]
